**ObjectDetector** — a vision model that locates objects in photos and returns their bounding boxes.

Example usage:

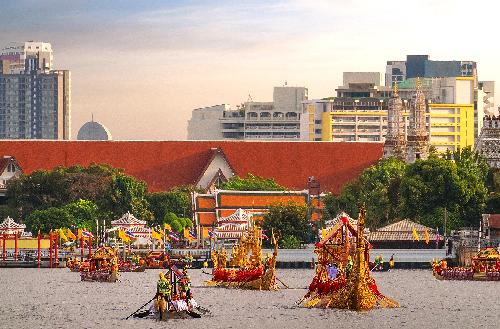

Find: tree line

[323,147,500,234]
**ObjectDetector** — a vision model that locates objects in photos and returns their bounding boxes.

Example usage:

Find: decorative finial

[416,77,422,91]
[392,81,398,96]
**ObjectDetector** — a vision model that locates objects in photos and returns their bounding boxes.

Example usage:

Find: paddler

[155,272,172,320]
[389,254,395,269]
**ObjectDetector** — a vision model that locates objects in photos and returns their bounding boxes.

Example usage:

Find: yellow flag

[321,228,327,239]
[59,228,68,242]
[202,227,209,239]
[183,227,190,239]
[412,227,420,242]
[67,228,76,241]
[118,229,130,243]
[164,223,172,231]
[151,228,162,241]
[77,228,82,239]
[424,229,430,244]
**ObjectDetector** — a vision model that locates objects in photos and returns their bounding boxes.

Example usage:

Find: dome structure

[77,121,112,140]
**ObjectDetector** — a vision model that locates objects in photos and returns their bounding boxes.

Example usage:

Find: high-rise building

[385,55,477,87]
[0,41,70,140]
[0,41,53,74]
[313,72,479,154]
[187,86,307,140]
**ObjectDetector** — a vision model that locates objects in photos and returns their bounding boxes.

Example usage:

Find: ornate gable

[196,148,235,191]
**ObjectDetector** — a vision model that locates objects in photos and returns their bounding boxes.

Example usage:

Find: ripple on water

[0,268,498,329]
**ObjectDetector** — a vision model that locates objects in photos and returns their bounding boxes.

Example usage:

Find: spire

[392,81,398,97]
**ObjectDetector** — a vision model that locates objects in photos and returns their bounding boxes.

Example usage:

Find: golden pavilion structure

[301,206,399,311]
[207,224,278,290]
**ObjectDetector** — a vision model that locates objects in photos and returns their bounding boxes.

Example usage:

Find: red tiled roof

[0,140,383,193]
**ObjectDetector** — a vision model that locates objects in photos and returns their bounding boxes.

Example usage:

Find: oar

[276,276,289,289]
[125,296,156,320]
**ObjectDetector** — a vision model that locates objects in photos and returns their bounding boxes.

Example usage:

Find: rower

[155,272,172,320]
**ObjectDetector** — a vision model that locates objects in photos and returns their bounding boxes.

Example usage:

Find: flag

[118,229,130,243]
[188,230,197,240]
[82,230,94,239]
[77,228,82,239]
[261,231,269,240]
[124,230,135,239]
[207,228,216,239]
[151,228,162,241]
[424,229,430,244]
[202,227,209,238]
[59,228,68,242]
[67,228,76,241]
[164,223,172,231]
[321,228,327,239]
[412,227,420,242]
[183,227,190,239]
[168,231,180,241]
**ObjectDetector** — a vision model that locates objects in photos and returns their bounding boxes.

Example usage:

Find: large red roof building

[0,140,383,194]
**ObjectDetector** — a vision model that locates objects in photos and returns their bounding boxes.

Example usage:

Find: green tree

[63,199,99,232]
[147,189,191,227]
[221,173,285,191]
[262,201,310,246]
[100,173,153,222]
[322,157,406,228]
[24,207,75,234]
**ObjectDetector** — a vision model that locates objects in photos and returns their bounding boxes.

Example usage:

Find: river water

[0,268,498,329]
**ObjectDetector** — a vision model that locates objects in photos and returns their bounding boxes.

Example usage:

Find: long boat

[431,248,500,281]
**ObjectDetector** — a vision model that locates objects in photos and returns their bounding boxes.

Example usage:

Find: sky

[1,0,499,140]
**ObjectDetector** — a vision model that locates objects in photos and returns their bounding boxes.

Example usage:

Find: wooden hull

[80,271,119,282]
[433,271,500,281]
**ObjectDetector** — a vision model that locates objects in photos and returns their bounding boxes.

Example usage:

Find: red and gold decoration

[79,246,119,282]
[301,206,399,311]
[207,224,278,290]
[432,247,500,281]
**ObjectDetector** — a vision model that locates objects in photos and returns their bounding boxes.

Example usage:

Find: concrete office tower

[187,104,228,139]
[383,83,406,160]
[0,41,53,74]
[187,86,307,140]
[479,81,496,116]
[0,41,71,140]
[407,78,429,162]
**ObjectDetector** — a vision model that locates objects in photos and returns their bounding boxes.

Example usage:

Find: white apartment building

[187,86,308,140]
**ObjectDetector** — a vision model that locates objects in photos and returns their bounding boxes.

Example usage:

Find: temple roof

[111,212,147,227]
[0,140,383,194]
[0,217,26,230]
[368,219,442,241]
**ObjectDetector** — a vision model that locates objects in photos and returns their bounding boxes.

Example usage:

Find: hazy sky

[1,0,499,140]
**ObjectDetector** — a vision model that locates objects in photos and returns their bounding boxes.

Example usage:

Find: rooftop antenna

[91,113,94,122]
[247,94,253,102]
[284,81,288,86]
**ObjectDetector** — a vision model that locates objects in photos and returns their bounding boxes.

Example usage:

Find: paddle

[125,296,156,320]
[276,276,289,289]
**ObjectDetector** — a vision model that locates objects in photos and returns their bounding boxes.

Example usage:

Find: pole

[88,236,92,258]
[37,232,41,268]
[80,236,84,261]
[14,233,18,261]
[55,232,59,267]
[2,234,5,261]
[444,207,447,237]
[49,231,53,268]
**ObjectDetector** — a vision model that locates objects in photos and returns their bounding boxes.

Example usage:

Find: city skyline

[1,0,499,140]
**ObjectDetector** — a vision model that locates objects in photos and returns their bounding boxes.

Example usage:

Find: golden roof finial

[392,81,399,97]
[416,77,422,91]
